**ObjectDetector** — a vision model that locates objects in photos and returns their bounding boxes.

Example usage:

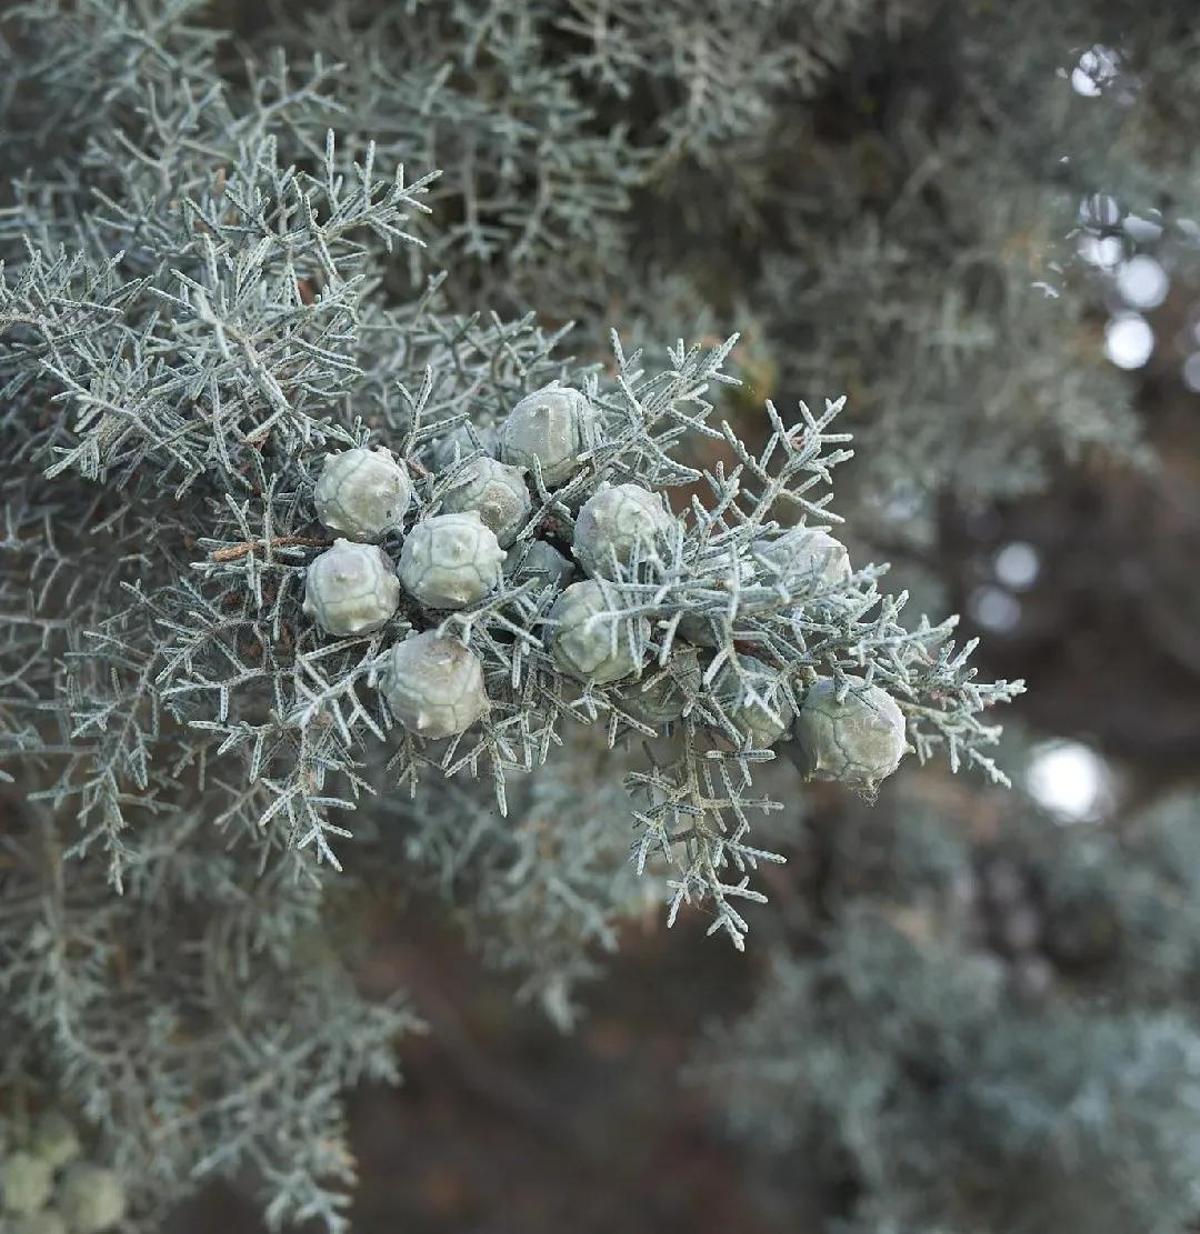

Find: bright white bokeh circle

[1027,741,1113,822]
[969,585,1021,633]
[1105,314,1154,369]
[1116,256,1168,309]
[994,542,1040,590]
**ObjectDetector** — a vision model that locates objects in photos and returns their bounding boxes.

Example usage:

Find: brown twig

[208,535,330,563]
